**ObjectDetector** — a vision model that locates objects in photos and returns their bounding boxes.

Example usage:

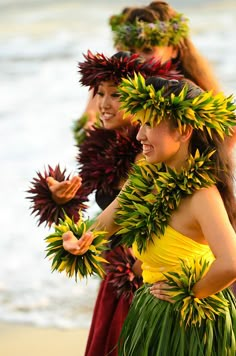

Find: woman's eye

[111,93,120,98]
[142,47,153,54]
[97,91,104,97]
[145,122,151,127]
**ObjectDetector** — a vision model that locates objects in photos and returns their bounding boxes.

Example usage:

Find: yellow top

[133,225,215,284]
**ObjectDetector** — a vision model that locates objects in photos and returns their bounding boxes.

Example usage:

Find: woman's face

[136,120,184,168]
[97,81,130,130]
[136,45,178,64]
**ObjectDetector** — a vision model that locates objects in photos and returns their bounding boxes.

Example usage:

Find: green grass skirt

[118,284,236,356]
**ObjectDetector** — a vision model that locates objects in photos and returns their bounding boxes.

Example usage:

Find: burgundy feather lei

[26,165,89,227]
[77,125,142,195]
[104,246,143,302]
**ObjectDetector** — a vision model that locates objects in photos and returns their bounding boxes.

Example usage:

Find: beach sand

[0,322,89,356]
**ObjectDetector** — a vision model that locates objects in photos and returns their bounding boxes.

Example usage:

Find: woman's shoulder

[190,185,224,216]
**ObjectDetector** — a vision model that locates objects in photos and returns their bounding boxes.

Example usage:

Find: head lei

[118,73,236,139]
[109,11,189,50]
[78,50,182,94]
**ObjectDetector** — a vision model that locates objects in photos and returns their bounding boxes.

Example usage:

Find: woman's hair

[120,1,221,93]
[145,76,236,229]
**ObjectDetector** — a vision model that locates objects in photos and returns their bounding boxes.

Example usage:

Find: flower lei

[115,150,216,253]
[109,13,189,49]
[118,73,236,139]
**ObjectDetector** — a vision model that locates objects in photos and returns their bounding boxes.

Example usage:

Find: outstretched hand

[47,176,82,204]
[62,231,94,255]
[149,281,175,303]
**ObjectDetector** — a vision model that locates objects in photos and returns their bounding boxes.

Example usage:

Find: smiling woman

[62,75,236,355]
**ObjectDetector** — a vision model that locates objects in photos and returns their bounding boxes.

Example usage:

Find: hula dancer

[27,51,181,356]
[63,75,236,355]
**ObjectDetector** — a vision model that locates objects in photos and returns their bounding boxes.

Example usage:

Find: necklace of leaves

[115,150,216,254]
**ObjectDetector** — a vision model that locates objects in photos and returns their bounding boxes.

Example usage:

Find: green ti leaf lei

[164,257,229,327]
[118,73,236,139]
[45,211,108,281]
[115,150,216,254]
[109,13,189,49]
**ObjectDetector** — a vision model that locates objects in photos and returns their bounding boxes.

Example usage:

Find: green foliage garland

[45,211,108,281]
[118,73,236,139]
[116,150,216,253]
[164,257,229,327]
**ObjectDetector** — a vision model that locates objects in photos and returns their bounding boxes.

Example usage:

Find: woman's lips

[100,113,113,121]
[142,144,153,155]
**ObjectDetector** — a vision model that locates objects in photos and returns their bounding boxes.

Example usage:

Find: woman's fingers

[62,231,81,255]
[47,176,82,204]
[150,281,174,303]
[62,231,93,255]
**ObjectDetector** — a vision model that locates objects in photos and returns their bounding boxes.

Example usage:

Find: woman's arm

[62,195,121,255]
[191,186,236,298]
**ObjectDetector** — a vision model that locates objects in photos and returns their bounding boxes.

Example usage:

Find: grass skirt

[118,284,236,356]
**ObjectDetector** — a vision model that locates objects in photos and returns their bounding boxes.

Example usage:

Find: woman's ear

[180,125,193,142]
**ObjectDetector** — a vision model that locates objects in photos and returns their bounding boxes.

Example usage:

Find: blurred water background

[0,0,235,329]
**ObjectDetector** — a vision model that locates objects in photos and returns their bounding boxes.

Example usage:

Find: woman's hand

[47,176,82,204]
[62,231,94,255]
[149,281,175,303]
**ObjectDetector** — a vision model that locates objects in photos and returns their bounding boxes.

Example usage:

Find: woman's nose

[101,95,111,108]
[136,125,145,141]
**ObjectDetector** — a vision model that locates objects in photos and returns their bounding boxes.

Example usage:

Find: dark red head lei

[78,50,182,94]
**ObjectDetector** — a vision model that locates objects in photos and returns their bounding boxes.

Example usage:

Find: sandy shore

[0,322,89,356]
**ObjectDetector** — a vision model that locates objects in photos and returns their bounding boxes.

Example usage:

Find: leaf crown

[78,50,182,93]
[118,73,236,138]
[109,12,189,49]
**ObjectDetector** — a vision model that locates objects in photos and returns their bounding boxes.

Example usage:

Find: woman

[27,51,181,356]
[109,1,220,92]
[75,1,221,143]
[62,76,236,355]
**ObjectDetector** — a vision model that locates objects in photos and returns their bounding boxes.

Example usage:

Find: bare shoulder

[191,185,222,206]
[190,185,229,222]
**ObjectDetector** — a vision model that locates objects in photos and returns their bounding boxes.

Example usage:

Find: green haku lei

[115,150,216,254]
[109,13,189,49]
[118,73,236,139]
[45,211,108,281]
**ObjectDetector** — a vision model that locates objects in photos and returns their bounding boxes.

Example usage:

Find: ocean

[0,0,235,329]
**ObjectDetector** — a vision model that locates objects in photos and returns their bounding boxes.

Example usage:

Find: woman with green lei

[75,1,222,143]
[62,75,236,355]
[27,51,181,356]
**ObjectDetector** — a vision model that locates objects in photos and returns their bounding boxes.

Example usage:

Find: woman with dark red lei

[27,50,181,355]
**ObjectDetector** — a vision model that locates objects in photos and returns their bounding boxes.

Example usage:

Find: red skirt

[85,244,142,356]
[84,274,131,356]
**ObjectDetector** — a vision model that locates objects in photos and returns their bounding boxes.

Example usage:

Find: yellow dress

[132,225,215,284]
[119,225,236,356]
